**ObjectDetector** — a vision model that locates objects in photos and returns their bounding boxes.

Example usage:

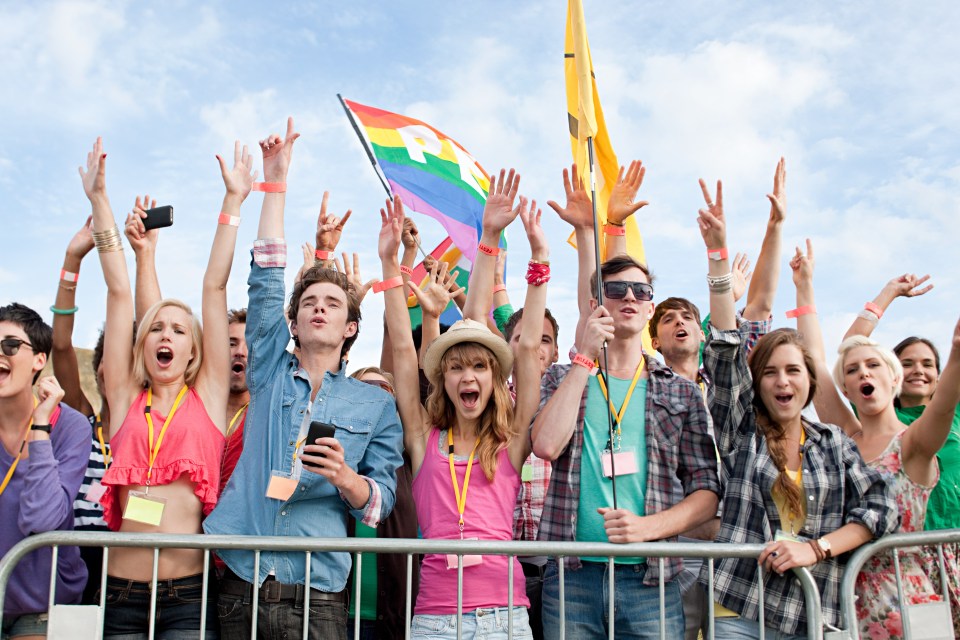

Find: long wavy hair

[132,299,203,389]
[425,342,514,481]
[747,329,818,525]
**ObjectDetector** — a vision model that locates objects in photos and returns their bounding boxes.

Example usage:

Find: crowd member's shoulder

[54,401,91,431]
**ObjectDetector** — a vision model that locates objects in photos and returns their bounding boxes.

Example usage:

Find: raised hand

[260,116,300,182]
[334,252,379,302]
[789,239,815,287]
[697,179,726,250]
[410,260,464,319]
[293,242,315,286]
[78,136,107,202]
[33,376,65,426]
[217,140,257,199]
[124,194,159,255]
[607,160,649,225]
[401,217,421,251]
[547,164,593,230]
[66,216,95,259]
[883,273,934,299]
[315,191,353,253]
[520,199,549,260]
[481,169,522,235]
[731,252,753,303]
[378,195,404,260]
[581,306,615,360]
[766,157,786,224]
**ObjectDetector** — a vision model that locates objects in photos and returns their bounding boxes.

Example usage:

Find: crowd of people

[0,117,958,640]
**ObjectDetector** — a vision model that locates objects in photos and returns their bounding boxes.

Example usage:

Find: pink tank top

[411,427,529,614]
[100,388,226,531]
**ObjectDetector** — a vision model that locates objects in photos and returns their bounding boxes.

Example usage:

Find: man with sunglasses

[532,255,720,639]
[0,303,90,637]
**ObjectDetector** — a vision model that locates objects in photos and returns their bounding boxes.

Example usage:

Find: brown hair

[425,342,514,481]
[350,366,396,389]
[228,308,247,325]
[287,267,361,359]
[589,254,655,299]
[503,307,559,344]
[747,328,818,524]
[649,297,702,342]
[132,299,203,389]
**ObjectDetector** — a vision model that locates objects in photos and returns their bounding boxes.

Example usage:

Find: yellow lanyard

[226,403,248,438]
[144,386,188,487]
[596,358,645,437]
[447,429,479,532]
[293,436,308,469]
[0,398,37,497]
[95,414,111,469]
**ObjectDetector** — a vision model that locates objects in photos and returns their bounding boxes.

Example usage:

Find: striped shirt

[72,415,110,531]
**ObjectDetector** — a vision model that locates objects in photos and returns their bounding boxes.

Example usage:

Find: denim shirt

[204,244,403,592]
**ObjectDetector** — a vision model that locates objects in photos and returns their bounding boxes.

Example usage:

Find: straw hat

[422,318,514,386]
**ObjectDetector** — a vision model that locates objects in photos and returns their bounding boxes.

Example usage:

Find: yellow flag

[564,0,646,265]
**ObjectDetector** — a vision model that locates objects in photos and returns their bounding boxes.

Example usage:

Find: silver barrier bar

[353,551,361,640]
[304,550,312,639]
[707,557,715,640]
[659,557,666,640]
[608,557,615,640]
[251,549,260,637]
[100,546,109,638]
[456,554,464,638]
[149,547,159,640]
[405,553,412,640]
[200,549,210,639]
[937,543,953,628]
[558,557,565,640]
[47,545,58,614]
[508,553,514,639]
[757,565,765,640]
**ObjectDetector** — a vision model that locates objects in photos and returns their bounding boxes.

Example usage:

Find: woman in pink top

[378,170,548,639]
[80,136,256,638]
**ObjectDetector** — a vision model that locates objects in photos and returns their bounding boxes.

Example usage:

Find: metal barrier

[0,532,824,640]
[837,529,960,640]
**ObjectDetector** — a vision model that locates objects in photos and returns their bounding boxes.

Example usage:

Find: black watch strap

[30,424,52,433]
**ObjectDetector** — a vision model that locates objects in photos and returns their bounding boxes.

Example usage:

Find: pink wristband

[399,265,413,276]
[315,249,334,261]
[572,353,597,374]
[603,224,626,236]
[864,302,884,319]
[477,242,500,257]
[373,276,404,294]
[492,283,507,294]
[786,305,817,319]
[218,213,240,227]
[252,182,287,193]
[60,269,79,283]
[707,247,729,261]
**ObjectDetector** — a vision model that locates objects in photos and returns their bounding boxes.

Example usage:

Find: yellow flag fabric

[564,0,646,265]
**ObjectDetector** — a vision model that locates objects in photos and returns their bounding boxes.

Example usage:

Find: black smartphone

[142,205,174,231]
[306,421,337,451]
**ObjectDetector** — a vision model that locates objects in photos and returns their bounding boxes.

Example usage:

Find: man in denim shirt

[205,118,402,640]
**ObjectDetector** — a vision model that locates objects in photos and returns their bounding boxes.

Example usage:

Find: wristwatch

[816,537,832,559]
[30,424,52,433]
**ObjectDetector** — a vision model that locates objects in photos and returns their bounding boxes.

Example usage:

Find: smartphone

[142,205,174,231]
[303,421,337,470]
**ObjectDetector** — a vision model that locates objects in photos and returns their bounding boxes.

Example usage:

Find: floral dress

[856,430,943,640]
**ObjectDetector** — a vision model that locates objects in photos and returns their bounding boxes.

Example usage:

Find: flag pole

[587,136,619,509]
[337,93,427,259]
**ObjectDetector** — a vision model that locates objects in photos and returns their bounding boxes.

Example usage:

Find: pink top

[100,388,226,531]
[412,427,529,614]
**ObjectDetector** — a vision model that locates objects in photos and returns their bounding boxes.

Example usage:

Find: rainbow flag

[342,98,491,266]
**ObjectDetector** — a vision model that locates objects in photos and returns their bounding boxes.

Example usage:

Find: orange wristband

[252,182,287,193]
[707,247,729,261]
[218,213,240,226]
[373,276,403,293]
[786,305,817,318]
[315,249,334,261]
[399,265,413,276]
[603,224,626,236]
[60,269,79,283]
[477,242,500,257]
[492,284,507,294]
[864,302,884,319]
[572,353,598,374]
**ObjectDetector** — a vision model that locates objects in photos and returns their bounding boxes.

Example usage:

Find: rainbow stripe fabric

[343,99,490,265]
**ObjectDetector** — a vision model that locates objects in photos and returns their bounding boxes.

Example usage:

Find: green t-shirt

[577,376,648,563]
[896,403,960,531]
[347,523,378,621]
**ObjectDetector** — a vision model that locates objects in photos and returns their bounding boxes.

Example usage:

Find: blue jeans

[1,612,48,639]
[542,560,684,639]
[411,607,532,639]
[101,573,218,639]
[714,617,805,640]
[217,592,347,640]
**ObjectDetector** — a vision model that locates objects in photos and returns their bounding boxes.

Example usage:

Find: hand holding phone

[303,421,337,471]
[142,205,174,231]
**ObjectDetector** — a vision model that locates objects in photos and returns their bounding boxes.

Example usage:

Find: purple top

[0,402,89,616]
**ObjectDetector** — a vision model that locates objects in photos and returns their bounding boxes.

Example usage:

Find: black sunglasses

[603,281,654,301]
[0,338,34,357]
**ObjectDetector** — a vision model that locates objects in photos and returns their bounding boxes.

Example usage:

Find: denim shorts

[99,573,217,639]
[1,612,48,639]
[411,606,532,639]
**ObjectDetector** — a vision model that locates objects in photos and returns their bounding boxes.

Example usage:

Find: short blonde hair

[132,299,203,389]
[832,335,903,398]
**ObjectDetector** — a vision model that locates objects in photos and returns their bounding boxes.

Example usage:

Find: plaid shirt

[702,326,898,636]
[536,355,720,584]
[513,453,551,541]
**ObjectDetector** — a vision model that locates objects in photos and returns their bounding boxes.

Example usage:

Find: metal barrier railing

[0,532,824,640]
[838,529,960,640]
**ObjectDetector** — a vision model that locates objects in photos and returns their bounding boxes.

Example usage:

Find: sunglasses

[603,281,654,301]
[0,338,34,357]
[362,379,395,396]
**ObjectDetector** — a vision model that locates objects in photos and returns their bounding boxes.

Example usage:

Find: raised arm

[842,273,933,341]
[742,157,786,321]
[791,241,859,434]
[463,169,522,323]
[410,261,464,368]
[256,117,299,241]
[313,191,352,269]
[124,194,161,322]
[604,160,649,259]
[509,201,548,470]
[698,179,736,331]
[904,317,960,462]
[400,216,420,271]
[196,141,256,432]
[51,217,95,417]
[379,196,430,467]
[79,137,137,431]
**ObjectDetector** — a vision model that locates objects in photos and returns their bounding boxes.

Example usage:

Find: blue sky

[1,0,956,372]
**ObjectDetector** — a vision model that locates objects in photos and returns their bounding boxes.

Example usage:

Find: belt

[521,562,545,578]
[221,569,347,605]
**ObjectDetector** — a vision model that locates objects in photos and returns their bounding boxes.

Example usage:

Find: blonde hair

[350,366,395,388]
[832,335,903,398]
[425,343,514,481]
[132,299,203,389]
